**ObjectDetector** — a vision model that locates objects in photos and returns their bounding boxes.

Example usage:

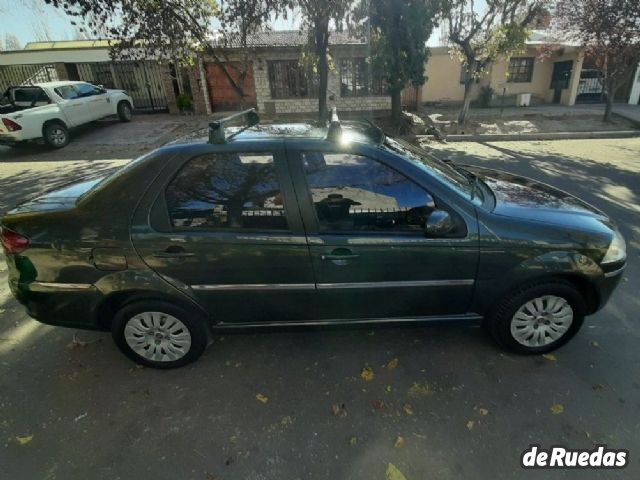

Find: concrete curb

[416,130,640,143]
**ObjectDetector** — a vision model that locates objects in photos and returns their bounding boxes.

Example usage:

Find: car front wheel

[117,101,133,122]
[486,279,585,354]
[112,300,208,368]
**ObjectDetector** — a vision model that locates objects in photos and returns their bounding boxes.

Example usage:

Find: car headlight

[601,230,626,264]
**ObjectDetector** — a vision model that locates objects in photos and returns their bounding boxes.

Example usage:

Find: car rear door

[286,140,479,320]
[131,141,317,324]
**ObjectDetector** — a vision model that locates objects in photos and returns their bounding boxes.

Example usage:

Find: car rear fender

[93,269,211,329]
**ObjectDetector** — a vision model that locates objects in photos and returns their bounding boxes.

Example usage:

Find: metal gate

[75,61,168,112]
[0,64,59,92]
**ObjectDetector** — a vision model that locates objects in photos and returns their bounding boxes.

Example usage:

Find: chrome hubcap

[124,312,191,362]
[510,295,573,347]
[50,128,66,145]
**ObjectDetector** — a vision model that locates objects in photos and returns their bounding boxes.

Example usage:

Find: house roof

[211,30,366,48]
[23,39,112,50]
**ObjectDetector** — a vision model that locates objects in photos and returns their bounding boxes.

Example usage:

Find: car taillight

[0,227,29,254]
[2,118,22,132]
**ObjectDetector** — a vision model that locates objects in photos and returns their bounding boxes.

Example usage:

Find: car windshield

[382,136,483,204]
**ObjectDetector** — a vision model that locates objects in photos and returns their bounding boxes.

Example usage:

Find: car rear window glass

[11,87,50,105]
[302,152,435,233]
[166,153,288,231]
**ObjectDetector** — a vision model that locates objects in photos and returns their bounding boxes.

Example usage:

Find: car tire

[117,101,133,122]
[486,279,586,354]
[111,300,208,369]
[43,121,69,149]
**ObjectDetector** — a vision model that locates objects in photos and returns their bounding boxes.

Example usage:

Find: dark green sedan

[0,112,626,368]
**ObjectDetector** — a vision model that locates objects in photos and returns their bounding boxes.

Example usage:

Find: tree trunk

[458,79,474,125]
[391,91,402,125]
[316,25,329,123]
[603,77,616,123]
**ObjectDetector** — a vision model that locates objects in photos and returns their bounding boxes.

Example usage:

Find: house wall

[206,46,391,116]
[422,46,583,106]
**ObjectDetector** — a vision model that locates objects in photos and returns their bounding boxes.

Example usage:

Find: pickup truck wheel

[112,300,208,369]
[117,101,133,122]
[486,279,585,354]
[43,122,69,148]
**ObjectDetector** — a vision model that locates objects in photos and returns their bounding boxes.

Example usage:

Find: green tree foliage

[298,0,352,122]
[353,0,440,124]
[440,0,543,124]
[44,0,285,103]
[554,0,640,122]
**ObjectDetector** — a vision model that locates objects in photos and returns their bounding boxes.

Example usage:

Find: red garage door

[205,62,257,112]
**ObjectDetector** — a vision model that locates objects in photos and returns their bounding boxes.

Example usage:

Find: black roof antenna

[326,106,342,142]
[208,108,260,144]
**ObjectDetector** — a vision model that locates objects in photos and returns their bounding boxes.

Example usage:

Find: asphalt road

[0,134,639,480]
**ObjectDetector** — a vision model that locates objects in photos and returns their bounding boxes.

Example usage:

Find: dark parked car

[0,111,626,368]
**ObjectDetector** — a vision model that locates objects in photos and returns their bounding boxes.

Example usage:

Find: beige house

[423,37,585,106]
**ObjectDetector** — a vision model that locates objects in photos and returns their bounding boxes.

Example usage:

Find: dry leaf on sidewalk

[256,394,268,404]
[386,463,408,480]
[361,365,375,382]
[550,403,564,414]
[387,358,399,370]
[394,436,406,448]
[15,434,33,445]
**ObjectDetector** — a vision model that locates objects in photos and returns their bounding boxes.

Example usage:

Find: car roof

[169,121,384,146]
[31,81,88,88]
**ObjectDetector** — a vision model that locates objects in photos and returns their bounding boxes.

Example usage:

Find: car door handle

[321,254,360,261]
[153,246,195,258]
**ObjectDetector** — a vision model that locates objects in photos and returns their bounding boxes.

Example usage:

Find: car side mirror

[425,209,455,237]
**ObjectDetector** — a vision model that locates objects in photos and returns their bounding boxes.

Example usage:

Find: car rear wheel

[486,279,585,354]
[43,122,69,148]
[117,101,133,122]
[112,300,208,369]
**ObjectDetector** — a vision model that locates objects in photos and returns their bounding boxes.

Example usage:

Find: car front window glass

[54,85,80,100]
[74,83,99,97]
[166,153,289,231]
[383,136,482,205]
[302,152,435,233]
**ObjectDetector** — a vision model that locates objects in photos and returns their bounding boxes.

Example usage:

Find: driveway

[0,137,638,480]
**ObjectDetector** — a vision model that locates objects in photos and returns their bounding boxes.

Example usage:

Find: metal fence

[0,64,59,92]
[75,61,169,112]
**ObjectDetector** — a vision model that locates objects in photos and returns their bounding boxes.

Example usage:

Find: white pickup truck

[0,81,134,148]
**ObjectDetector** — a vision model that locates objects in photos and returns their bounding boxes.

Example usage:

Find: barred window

[340,58,385,97]
[507,57,534,83]
[267,60,318,98]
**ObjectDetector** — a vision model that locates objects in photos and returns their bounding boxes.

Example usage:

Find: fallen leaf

[478,408,489,416]
[403,404,415,416]
[592,383,606,391]
[15,434,33,445]
[256,394,268,404]
[372,399,387,412]
[590,340,600,348]
[407,382,433,398]
[386,463,408,480]
[394,436,405,448]
[349,436,358,446]
[385,385,392,394]
[550,403,564,415]
[542,353,557,362]
[466,420,475,430]
[331,403,347,417]
[280,416,294,426]
[387,358,399,370]
[361,365,375,381]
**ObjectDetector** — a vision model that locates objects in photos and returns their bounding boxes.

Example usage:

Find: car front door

[131,142,317,324]
[287,142,479,320]
[54,84,90,126]
[73,83,112,120]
